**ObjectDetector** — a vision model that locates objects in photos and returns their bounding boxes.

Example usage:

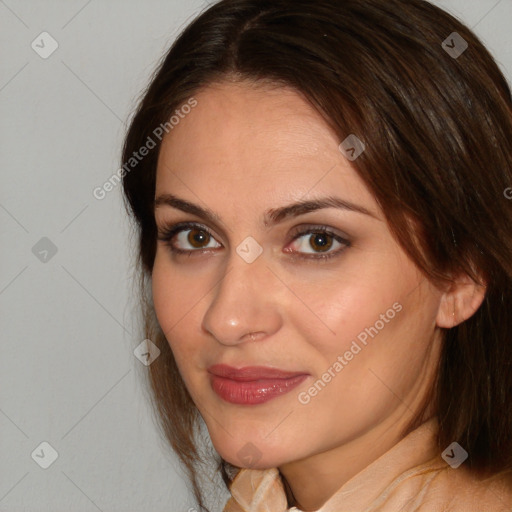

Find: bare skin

[151,80,485,511]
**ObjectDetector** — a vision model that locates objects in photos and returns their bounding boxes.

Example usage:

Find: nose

[201,253,283,346]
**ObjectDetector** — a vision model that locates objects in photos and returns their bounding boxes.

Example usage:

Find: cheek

[314,279,439,398]
[151,253,206,364]
[152,250,209,326]
[285,249,439,387]
[152,255,178,334]
[284,260,407,358]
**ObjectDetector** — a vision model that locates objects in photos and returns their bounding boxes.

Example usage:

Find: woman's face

[152,80,444,470]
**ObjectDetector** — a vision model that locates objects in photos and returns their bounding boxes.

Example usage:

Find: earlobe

[436,274,487,328]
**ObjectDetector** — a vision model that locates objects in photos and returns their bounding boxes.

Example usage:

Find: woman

[122,0,512,510]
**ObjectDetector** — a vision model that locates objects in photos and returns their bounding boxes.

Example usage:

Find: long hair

[121,0,512,509]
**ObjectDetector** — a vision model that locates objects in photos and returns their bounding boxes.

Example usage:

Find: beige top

[223,417,512,511]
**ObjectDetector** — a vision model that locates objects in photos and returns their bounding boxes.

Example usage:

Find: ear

[436,272,487,328]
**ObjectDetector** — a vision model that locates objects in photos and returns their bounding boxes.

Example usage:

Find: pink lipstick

[208,364,308,405]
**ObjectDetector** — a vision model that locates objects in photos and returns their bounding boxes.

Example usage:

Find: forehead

[155,80,376,213]
[158,81,329,162]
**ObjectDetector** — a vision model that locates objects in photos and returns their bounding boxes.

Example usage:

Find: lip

[207,364,309,405]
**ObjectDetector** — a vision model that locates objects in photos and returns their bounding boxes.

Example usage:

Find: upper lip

[207,364,308,381]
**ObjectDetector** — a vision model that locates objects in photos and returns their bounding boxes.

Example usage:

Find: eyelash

[156,221,350,261]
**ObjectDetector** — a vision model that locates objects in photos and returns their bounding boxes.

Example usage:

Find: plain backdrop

[1,1,511,511]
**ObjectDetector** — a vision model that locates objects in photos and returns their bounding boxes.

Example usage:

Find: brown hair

[121,0,512,509]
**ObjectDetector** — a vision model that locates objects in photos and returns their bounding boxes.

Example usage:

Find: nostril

[243,331,262,342]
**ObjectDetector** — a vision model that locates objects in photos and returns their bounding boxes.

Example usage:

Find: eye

[157,222,349,260]
[285,226,350,260]
[157,222,222,254]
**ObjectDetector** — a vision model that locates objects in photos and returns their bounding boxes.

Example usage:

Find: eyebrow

[154,193,379,227]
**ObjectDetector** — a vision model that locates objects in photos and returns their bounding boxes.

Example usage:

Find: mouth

[207,364,309,405]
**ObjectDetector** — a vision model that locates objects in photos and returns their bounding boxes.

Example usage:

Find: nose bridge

[201,251,282,344]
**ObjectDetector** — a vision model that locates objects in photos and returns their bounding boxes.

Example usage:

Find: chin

[211,435,298,470]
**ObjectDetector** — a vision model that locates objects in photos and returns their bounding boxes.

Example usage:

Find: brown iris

[187,227,210,248]
[309,232,333,252]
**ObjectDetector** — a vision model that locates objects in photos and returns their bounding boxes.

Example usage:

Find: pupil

[188,228,209,248]
[310,233,332,252]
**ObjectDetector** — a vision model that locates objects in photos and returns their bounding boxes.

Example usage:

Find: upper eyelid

[157,221,350,247]
[157,221,219,241]
[154,202,232,238]
[158,222,349,262]
[157,222,223,247]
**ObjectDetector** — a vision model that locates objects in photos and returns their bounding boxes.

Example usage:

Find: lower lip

[209,374,308,405]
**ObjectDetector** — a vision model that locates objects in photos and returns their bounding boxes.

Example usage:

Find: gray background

[0,1,510,511]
